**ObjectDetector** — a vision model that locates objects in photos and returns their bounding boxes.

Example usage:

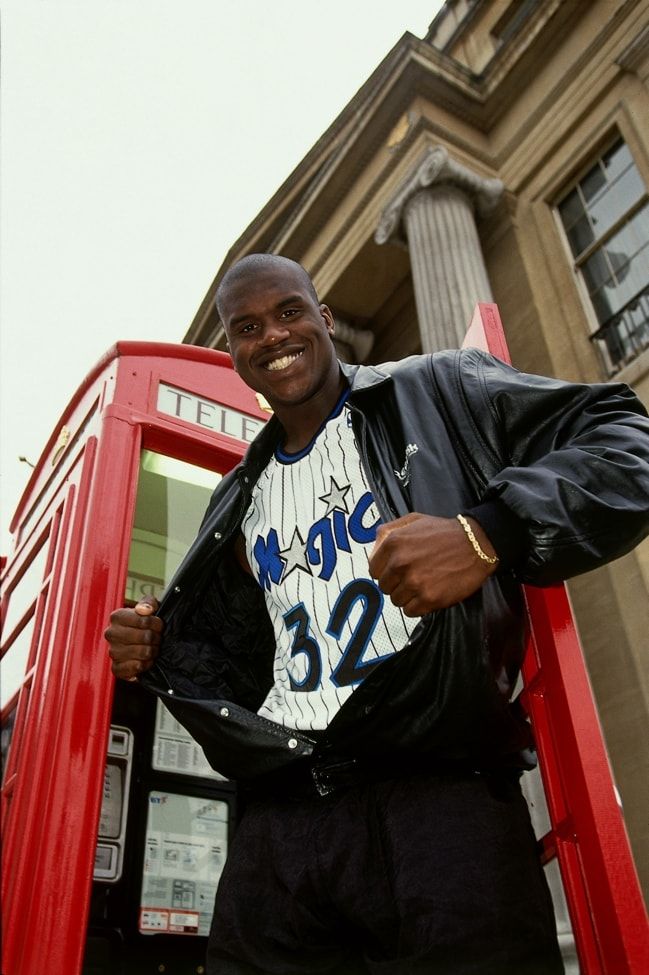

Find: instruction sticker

[139,791,228,937]
[152,700,226,780]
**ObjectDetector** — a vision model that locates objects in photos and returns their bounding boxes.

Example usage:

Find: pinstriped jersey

[241,390,419,731]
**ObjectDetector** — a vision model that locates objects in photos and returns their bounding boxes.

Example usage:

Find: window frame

[554,134,649,375]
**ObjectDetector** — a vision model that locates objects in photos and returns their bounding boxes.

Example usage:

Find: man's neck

[275,372,347,454]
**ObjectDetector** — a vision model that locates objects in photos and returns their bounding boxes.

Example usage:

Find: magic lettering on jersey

[242,410,420,723]
[252,477,381,591]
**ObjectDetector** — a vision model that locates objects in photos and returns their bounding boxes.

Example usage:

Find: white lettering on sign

[157,382,266,444]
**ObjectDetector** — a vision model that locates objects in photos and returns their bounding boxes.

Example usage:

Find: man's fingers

[111,657,152,680]
[105,601,163,682]
[401,595,427,618]
[105,608,163,636]
[104,623,162,651]
[369,524,399,575]
[134,595,159,616]
[369,514,423,574]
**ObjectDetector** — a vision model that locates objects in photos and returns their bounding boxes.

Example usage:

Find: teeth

[265,352,303,372]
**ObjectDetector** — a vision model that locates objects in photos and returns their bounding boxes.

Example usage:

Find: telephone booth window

[122,447,232,943]
[1,711,17,781]
[125,448,227,777]
[1,538,49,709]
[126,450,220,603]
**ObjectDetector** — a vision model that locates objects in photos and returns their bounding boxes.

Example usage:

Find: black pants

[207,770,564,974]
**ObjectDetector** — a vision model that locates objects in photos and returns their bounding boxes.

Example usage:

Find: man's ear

[320,304,335,338]
[224,335,237,371]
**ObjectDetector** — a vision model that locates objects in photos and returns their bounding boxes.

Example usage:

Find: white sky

[0,0,444,555]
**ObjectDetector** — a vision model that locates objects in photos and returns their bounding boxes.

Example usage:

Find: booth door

[84,449,236,975]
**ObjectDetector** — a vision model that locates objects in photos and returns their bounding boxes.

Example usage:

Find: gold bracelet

[456,514,499,565]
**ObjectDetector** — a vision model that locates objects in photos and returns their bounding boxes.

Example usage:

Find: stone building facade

[184,0,649,931]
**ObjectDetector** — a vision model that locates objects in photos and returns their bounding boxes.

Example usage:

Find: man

[106,253,649,974]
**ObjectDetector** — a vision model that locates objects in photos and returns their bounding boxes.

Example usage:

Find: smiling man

[219,256,344,445]
[106,253,649,974]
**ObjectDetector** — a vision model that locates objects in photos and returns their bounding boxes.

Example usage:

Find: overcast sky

[0,0,444,554]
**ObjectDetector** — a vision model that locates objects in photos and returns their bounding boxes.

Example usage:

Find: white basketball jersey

[241,392,419,731]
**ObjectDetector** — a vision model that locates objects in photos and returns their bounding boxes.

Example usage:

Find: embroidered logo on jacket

[393,443,419,487]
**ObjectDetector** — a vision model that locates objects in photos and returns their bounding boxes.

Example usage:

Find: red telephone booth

[2,330,648,974]
[1,343,269,975]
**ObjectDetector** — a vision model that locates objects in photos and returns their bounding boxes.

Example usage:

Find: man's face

[220,264,339,414]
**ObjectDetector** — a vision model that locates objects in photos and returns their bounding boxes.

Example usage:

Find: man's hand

[368,513,499,617]
[104,595,163,680]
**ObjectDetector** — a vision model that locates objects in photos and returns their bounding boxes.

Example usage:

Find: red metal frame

[465,303,649,974]
[1,343,265,975]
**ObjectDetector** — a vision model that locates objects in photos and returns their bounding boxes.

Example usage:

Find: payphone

[95,726,134,884]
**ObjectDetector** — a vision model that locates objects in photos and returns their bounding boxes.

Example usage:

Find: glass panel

[590,284,616,324]
[625,240,649,296]
[558,189,584,229]
[607,203,649,260]
[1,707,17,782]
[588,167,645,240]
[582,250,612,294]
[559,140,647,267]
[2,540,48,639]
[520,767,580,972]
[581,161,606,203]
[126,451,221,602]
[0,613,36,709]
[602,140,632,180]
[565,215,594,256]
[585,205,649,323]
[544,858,581,973]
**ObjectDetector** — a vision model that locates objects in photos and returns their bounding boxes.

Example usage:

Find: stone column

[375,146,503,351]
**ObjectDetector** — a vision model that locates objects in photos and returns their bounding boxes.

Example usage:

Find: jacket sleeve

[454,349,649,584]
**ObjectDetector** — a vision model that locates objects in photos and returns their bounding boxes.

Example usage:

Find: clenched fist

[105,595,163,680]
[368,513,498,617]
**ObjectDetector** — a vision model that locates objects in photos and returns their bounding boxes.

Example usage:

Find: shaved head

[216,254,319,319]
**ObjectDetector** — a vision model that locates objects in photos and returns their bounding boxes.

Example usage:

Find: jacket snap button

[287,738,298,749]
[214,532,222,540]
[174,585,181,593]
[243,476,249,483]
[220,707,229,717]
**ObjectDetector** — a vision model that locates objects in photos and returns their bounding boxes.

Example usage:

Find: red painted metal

[1,344,265,975]
[465,303,649,974]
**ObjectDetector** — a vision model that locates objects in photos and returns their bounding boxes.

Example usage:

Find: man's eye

[239,322,257,333]
[280,308,299,319]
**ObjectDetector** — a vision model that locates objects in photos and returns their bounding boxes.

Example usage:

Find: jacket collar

[340,359,393,394]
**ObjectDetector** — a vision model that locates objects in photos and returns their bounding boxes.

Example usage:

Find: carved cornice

[374,145,503,246]
[615,23,649,75]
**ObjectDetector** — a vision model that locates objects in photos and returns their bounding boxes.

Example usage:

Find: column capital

[375,146,504,246]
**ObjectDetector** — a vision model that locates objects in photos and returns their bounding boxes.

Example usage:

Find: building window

[557,139,649,372]
[491,0,539,48]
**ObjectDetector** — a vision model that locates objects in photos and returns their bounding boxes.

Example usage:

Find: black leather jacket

[141,350,649,781]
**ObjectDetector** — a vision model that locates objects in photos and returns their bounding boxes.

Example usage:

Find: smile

[264,351,304,372]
